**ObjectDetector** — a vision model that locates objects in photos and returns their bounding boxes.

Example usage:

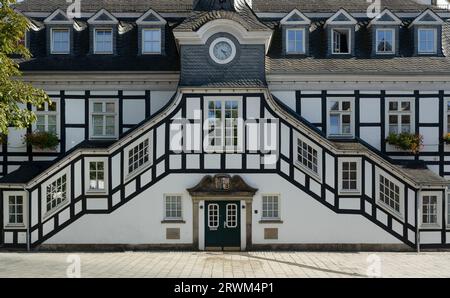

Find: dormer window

[94,28,113,54]
[418,28,437,54]
[88,9,118,55]
[142,28,162,54]
[409,9,443,56]
[136,9,167,56]
[332,29,350,54]
[51,28,70,54]
[280,9,311,56]
[286,28,305,54]
[376,29,395,54]
[325,9,357,56]
[44,9,75,55]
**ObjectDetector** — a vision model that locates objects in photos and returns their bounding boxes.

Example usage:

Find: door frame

[192,196,253,251]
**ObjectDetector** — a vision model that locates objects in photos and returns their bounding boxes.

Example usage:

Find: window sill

[420,224,441,230]
[86,189,108,195]
[328,135,354,140]
[161,220,186,224]
[4,224,26,230]
[338,190,362,196]
[259,220,283,224]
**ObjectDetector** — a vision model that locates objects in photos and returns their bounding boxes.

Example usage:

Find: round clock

[209,37,237,65]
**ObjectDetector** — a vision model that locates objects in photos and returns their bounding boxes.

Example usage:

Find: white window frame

[84,157,108,194]
[124,132,153,180]
[3,191,27,229]
[164,194,183,221]
[41,167,71,219]
[417,27,437,54]
[327,98,355,138]
[293,132,323,181]
[50,28,70,54]
[385,98,415,137]
[261,194,281,221]
[447,192,450,229]
[142,28,162,54]
[208,203,219,230]
[331,28,351,55]
[444,98,450,136]
[203,96,244,153]
[89,99,119,139]
[225,203,238,228]
[375,168,404,219]
[375,28,395,54]
[338,158,362,195]
[286,28,306,54]
[33,100,60,136]
[420,192,442,229]
[93,28,114,54]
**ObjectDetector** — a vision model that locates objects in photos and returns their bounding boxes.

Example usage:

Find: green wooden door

[205,201,241,249]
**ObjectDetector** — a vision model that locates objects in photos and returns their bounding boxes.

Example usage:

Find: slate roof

[175,7,270,32]
[14,0,446,13]
[265,19,450,75]
[332,141,448,186]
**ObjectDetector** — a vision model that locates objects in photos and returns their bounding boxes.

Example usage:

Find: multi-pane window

[94,29,113,53]
[8,195,24,225]
[206,99,240,151]
[142,29,161,54]
[286,28,305,54]
[446,101,450,134]
[332,28,350,54]
[262,195,280,220]
[447,193,450,227]
[46,174,67,213]
[128,139,150,174]
[89,161,105,191]
[422,195,438,226]
[418,28,436,54]
[36,101,58,135]
[379,175,401,213]
[208,204,219,229]
[226,204,238,228]
[388,100,412,134]
[296,138,319,174]
[165,195,182,220]
[329,100,352,136]
[51,28,70,54]
[341,161,358,192]
[376,29,394,54]
[91,101,117,138]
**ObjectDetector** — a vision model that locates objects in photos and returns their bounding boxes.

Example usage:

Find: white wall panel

[419,98,439,124]
[360,127,381,150]
[272,91,296,111]
[359,98,380,123]
[65,128,85,151]
[151,91,176,115]
[65,99,85,124]
[123,99,146,125]
[301,98,322,123]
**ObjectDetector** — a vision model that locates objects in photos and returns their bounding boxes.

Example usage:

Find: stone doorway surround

[187,174,258,251]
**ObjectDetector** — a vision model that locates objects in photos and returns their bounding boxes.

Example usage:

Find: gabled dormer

[325,8,357,57]
[409,9,444,56]
[44,9,79,55]
[87,9,119,55]
[136,9,167,55]
[369,9,402,56]
[280,9,311,55]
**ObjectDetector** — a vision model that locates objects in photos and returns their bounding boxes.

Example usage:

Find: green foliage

[0,0,51,135]
[24,131,59,150]
[386,133,423,154]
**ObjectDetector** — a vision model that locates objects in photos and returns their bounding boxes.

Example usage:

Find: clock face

[209,38,236,64]
[213,41,233,61]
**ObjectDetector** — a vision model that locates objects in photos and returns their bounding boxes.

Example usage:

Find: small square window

[332,28,351,54]
[286,28,305,54]
[418,28,437,54]
[376,29,395,54]
[142,28,161,54]
[51,28,70,54]
[94,29,113,54]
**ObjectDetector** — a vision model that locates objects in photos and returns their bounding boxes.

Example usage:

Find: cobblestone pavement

[0,251,450,278]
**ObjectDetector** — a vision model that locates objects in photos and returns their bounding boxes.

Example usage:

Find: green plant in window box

[24,131,59,150]
[386,133,423,155]
[443,133,450,145]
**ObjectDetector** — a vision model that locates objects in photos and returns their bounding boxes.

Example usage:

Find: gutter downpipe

[416,187,421,254]
[23,186,30,252]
